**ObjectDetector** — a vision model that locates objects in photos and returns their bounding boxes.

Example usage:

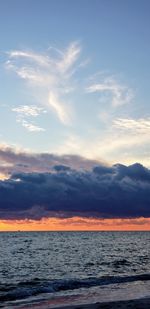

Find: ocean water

[0,231,150,308]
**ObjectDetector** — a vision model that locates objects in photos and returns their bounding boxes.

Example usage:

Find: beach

[53,298,150,309]
[9,297,150,309]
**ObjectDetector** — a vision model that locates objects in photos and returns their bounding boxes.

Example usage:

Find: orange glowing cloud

[0,217,150,231]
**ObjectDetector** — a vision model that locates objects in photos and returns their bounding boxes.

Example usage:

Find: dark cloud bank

[0,160,150,220]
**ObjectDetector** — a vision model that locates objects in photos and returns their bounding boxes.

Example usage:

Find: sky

[0,0,150,230]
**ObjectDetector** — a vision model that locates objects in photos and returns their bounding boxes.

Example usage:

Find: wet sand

[53,298,150,309]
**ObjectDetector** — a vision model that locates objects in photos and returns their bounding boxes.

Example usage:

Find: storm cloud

[0,162,150,220]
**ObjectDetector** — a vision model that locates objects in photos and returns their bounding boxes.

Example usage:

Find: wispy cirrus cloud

[56,42,81,74]
[5,42,81,125]
[12,105,47,117]
[48,92,71,125]
[6,50,51,67]
[113,117,150,133]
[87,76,133,107]
[20,120,45,132]
[5,43,135,129]
[12,105,47,132]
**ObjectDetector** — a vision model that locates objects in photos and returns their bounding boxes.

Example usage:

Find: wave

[0,273,150,303]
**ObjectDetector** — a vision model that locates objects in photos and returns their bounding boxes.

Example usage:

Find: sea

[0,231,150,308]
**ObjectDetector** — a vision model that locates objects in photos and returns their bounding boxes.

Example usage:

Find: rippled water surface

[0,231,150,307]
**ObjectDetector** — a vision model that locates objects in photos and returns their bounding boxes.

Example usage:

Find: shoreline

[50,298,150,309]
[12,297,150,309]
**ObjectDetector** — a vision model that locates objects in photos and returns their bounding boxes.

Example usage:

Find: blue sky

[0,0,150,167]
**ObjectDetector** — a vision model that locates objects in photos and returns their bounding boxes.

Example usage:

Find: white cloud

[57,42,81,75]
[113,117,150,133]
[48,92,71,125]
[12,105,46,132]
[21,120,45,132]
[6,42,81,125]
[87,77,133,107]
[7,50,50,67]
[12,105,47,117]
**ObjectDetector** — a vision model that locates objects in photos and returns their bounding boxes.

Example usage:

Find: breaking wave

[0,273,150,303]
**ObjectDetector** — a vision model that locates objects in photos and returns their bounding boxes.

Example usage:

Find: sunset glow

[0,217,150,232]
